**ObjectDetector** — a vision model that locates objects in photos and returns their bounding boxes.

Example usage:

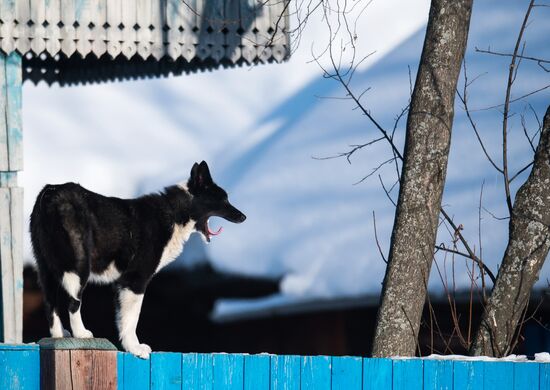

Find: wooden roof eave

[0,0,290,84]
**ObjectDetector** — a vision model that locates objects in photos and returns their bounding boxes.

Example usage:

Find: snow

[534,353,550,363]
[21,0,550,315]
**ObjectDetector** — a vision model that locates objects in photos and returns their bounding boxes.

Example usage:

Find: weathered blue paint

[151,352,182,390]
[364,358,392,390]
[5,52,22,171]
[541,363,550,390]
[332,356,362,390]
[182,353,213,390]
[0,345,39,390]
[453,361,483,390]
[514,362,539,390]
[424,360,453,390]
[484,362,514,390]
[301,355,331,390]
[213,353,244,390]
[393,359,423,390]
[123,352,151,390]
[244,354,270,390]
[271,354,300,390]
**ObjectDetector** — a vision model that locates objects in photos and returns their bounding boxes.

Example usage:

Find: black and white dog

[30,161,245,358]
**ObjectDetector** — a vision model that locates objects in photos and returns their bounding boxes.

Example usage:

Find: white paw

[73,328,94,338]
[126,343,152,359]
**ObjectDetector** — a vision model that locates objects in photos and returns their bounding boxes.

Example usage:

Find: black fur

[30,161,245,344]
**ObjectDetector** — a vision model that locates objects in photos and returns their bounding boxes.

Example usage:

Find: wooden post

[0,51,23,344]
[39,338,118,390]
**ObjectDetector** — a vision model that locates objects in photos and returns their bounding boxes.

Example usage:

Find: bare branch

[475,47,550,72]
[501,0,535,215]
[373,211,388,264]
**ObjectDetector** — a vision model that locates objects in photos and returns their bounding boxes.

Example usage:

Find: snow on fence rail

[1,344,550,389]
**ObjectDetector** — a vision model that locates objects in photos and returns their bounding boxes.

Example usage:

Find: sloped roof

[0,0,290,85]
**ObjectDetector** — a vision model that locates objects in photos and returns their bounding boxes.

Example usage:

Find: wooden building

[0,0,290,343]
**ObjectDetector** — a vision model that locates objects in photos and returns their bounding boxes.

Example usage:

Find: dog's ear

[188,161,213,193]
[198,161,213,185]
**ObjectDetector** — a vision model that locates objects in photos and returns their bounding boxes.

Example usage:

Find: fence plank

[0,53,8,170]
[453,361,483,390]
[244,354,270,390]
[393,359,423,390]
[123,353,151,390]
[484,362,513,390]
[213,353,244,390]
[541,363,550,390]
[364,358,392,390]
[0,347,40,390]
[271,355,300,390]
[151,352,182,390]
[424,360,453,390]
[301,355,330,390]
[118,352,125,390]
[514,362,539,390]
[331,356,362,390]
[182,353,213,390]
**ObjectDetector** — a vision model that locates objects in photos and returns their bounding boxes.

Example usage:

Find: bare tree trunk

[471,106,550,357]
[372,0,473,357]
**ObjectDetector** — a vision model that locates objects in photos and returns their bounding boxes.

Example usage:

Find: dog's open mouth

[202,219,223,242]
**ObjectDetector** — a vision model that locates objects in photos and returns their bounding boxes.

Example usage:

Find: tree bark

[371,0,473,357]
[471,106,550,357]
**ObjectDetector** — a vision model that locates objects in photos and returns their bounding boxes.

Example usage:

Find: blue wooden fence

[1,344,550,389]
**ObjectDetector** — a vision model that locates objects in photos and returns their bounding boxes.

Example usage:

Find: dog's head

[187,161,246,242]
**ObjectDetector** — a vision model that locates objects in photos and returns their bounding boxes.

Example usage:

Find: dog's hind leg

[61,271,93,338]
[57,202,94,338]
[36,265,66,338]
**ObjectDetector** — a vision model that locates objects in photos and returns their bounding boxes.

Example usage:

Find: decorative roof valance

[0,0,290,84]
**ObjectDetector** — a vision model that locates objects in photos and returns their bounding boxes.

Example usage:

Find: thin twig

[501,0,535,215]
[373,211,387,264]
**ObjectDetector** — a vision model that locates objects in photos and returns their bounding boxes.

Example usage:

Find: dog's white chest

[156,220,196,272]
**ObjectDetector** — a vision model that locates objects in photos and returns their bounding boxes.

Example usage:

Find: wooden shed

[0,0,290,343]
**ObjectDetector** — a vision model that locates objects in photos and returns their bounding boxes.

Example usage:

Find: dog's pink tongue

[208,226,223,236]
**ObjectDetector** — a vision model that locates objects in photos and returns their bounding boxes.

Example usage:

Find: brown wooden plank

[91,350,118,390]
[70,349,94,389]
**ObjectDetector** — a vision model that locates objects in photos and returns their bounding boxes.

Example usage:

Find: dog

[30,161,245,358]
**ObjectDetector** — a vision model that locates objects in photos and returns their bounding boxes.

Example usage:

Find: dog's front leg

[116,287,151,359]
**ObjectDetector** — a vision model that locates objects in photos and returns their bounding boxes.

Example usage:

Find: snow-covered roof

[0,0,290,84]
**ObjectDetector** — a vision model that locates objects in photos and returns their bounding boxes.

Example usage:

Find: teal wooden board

[182,353,213,390]
[514,362,539,390]
[151,352,182,390]
[301,355,331,390]
[271,355,300,390]
[0,348,39,390]
[364,358,392,390]
[424,360,453,390]
[393,359,423,390]
[484,362,513,390]
[331,356,362,390]
[38,337,117,350]
[541,363,550,390]
[244,354,270,390]
[118,352,125,390]
[123,352,151,390]
[453,361,483,390]
[213,353,244,390]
